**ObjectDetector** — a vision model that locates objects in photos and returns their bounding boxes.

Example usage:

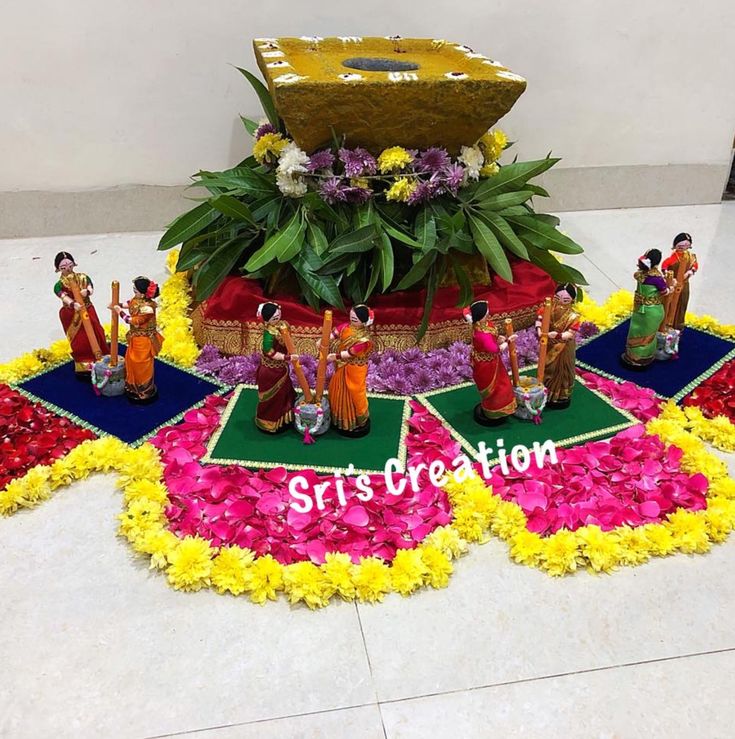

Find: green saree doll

[622,249,672,368]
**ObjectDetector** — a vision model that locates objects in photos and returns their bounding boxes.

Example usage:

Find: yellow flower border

[2,262,735,607]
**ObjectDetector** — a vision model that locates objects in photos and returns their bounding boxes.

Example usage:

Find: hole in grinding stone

[342,57,420,72]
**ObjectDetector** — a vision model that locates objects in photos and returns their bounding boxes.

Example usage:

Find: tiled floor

[1,203,734,738]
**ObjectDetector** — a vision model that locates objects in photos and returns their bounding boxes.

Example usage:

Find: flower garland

[252,123,509,204]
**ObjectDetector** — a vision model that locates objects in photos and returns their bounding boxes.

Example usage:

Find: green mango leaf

[525,183,551,198]
[307,222,329,256]
[159,202,220,250]
[415,208,437,251]
[449,255,474,307]
[476,190,535,211]
[525,245,589,285]
[235,66,280,130]
[294,255,345,309]
[382,221,422,249]
[396,250,438,290]
[326,224,376,257]
[451,230,475,254]
[473,158,559,201]
[240,116,259,136]
[480,212,529,260]
[365,249,381,300]
[377,231,395,291]
[210,195,255,225]
[317,253,361,275]
[294,273,322,312]
[175,231,225,271]
[251,194,281,221]
[194,237,252,300]
[468,213,514,283]
[534,213,561,227]
[497,205,531,217]
[244,211,303,271]
[355,201,375,228]
[508,215,584,254]
[416,264,441,341]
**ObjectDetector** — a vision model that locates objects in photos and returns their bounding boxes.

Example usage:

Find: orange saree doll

[465,300,517,426]
[327,304,374,437]
[113,277,164,403]
[53,251,109,380]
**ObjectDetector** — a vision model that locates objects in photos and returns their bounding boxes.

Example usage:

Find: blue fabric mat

[19,346,223,445]
[576,320,735,399]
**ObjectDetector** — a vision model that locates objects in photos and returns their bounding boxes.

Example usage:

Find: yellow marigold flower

[424,526,468,559]
[248,554,283,604]
[707,497,735,527]
[451,508,485,542]
[133,528,179,570]
[493,129,508,150]
[118,497,165,542]
[0,485,22,516]
[322,552,356,601]
[704,508,734,543]
[377,146,414,173]
[49,457,77,489]
[116,445,163,488]
[253,132,289,165]
[385,177,417,203]
[615,526,652,566]
[420,545,453,588]
[509,530,544,566]
[122,479,169,506]
[540,530,579,576]
[390,549,428,596]
[17,466,53,507]
[576,526,621,574]
[283,561,330,609]
[354,557,391,603]
[666,510,711,554]
[490,501,527,540]
[479,162,500,178]
[166,537,214,591]
[211,546,255,596]
[641,523,675,556]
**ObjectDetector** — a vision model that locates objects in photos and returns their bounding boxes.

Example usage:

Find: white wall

[1,0,734,192]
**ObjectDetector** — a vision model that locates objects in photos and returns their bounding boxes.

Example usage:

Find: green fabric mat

[205,386,410,474]
[418,375,636,461]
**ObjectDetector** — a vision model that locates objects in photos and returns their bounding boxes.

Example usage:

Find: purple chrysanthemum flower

[441,163,466,196]
[319,177,349,204]
[407,178,443,205]
[254,122,277,140]
[577,321,600,341]
[307,149,335,172]
[414,147,451,174]
[343,184,372,204]
[338,147,377,177]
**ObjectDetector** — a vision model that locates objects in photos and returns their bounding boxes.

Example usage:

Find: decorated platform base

[3,262,735,609]
[513,376,548,423]
[655,328,680,362]
[92,356,125,397]
[294,394,331,440]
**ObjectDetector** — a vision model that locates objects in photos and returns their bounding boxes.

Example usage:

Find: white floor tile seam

[144,701,382,739]
[372,644,735,708]
[355,603,390,739]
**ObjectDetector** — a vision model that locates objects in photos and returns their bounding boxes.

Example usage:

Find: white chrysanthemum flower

[276,142,309,198]
[458,145,484,180]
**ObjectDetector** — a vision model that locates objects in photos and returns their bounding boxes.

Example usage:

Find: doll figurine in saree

[112,277,164,402]
[465,300,517,425]
[621,249,674,369]
[661,232,698,332]
[53,251,109,380]
[327,304,375,438]
[536,283,580,409]
[255,302,298,433]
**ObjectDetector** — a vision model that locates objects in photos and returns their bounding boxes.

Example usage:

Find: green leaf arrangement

[159,70,587,339]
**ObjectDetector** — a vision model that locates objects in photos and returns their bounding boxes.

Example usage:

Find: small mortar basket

[655,328,680,361]
[294,394,332,437]
[92,355,126,397]
[513,375,548,422]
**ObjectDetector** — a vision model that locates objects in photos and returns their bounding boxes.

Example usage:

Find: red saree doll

[53,251,109,379]
[255,302,297,433]
[327,304,374,437]
[465,300,516,425]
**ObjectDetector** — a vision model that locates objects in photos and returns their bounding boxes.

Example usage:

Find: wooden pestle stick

[658,270,675,332]
[537,297,552,384]
[314,310,332,403]
[504,318,521,387]
[279,325,313,403]
[110,281,120,367]
[68,276,103,361]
